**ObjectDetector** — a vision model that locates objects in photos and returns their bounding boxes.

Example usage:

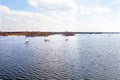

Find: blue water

[0,34,120,80]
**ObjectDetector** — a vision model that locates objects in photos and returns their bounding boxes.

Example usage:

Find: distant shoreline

[0,31,75,36]
[0,31,120,36]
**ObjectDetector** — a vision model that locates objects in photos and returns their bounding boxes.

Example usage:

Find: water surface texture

[0,34,120,80]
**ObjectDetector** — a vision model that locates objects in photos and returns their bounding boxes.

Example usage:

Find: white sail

[25,37,29,42]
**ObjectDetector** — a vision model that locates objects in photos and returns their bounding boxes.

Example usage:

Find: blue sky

[0,0,120,32]
[1,0,29,10]
[1,0,39,12]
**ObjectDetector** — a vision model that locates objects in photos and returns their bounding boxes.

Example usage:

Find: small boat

[44,39,50,42]
[65,39,68,41]
[25,37,29,42]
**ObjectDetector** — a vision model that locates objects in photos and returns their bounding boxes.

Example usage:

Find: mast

[25,28,29,43]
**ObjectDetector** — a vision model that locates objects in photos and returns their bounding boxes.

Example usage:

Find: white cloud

[0,3,120,32]
[28,0,78,16]
[113,0,120,6]
[0,5,68,31]
[80,5,110,15]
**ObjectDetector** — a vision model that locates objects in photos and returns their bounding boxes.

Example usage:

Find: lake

[0,34,120,80]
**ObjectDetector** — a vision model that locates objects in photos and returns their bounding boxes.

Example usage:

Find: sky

[0,0,120,32]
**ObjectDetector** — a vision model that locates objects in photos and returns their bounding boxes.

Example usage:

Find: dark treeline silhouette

[0,31,120,36]
[63,31,75,36]
[0,32,53,36]
[0,31,75,36]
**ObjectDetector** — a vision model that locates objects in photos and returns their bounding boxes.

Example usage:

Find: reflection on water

[0,34,120,80]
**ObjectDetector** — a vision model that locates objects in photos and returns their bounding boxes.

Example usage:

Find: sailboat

[65,39,68,41]
[25,36,29,43]
[25,30,29,43]
[44,38,50,42]
[25,35,29,43]
[44,36,50,42]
